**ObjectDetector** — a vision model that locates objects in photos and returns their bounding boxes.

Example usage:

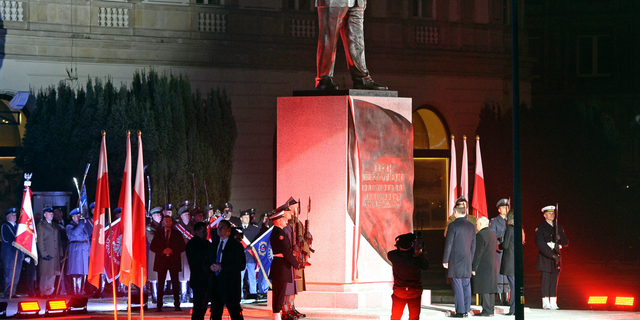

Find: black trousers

[271,280,289,313]
[210,296,243,320]
[540,271,559,297]
[480,293,495,315]
[157,268,180,307]
[191,284,208,320]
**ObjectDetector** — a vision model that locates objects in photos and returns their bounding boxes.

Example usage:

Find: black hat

[4,208,17,215]
[222,202,233,211]
[455,197,467,205]
[496,198,509,208]
[191,207,204,217]
[240,208,255,217]
[179,200,191,208]
[205,204,215,211]
[114,207,122,214]
[162,204,173,210]
[43,207,54,213]
[268,210,284,221]
[274,197,298,213]
[394,233,415,250]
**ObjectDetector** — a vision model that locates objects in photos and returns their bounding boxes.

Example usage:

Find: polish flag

[14,179,38,263]
[461,136,469,201]
[448,135,457,216]
[89,132,111,287]
[472,136,488,218]
[121,131,148,288]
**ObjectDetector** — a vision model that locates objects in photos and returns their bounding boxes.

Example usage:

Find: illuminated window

[413,107,449,230]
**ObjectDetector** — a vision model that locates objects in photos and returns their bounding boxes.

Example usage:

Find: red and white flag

[206,215,224,242]
[128,132,147,288]
[89,132,111,287]
[448,135,457,216]
[105,218,122,282]
[13,178,38,263]
[461,135,469,201]
[472,136,488,218]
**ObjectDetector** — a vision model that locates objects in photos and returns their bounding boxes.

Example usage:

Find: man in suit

[150,215,186,311]
[268,206,302,320]
[315,0,387,91]
[186,222,211,320]
[207,219,246,320]
[472,216,498,316]
[443,206,476,318]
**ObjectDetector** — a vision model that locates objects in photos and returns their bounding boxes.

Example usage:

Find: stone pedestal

[276,93,423,309]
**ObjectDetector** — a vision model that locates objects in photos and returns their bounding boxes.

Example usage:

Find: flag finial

[138,130,141,136]
[24,173,32,187]
[451,135,455,139]
[126,130,131,136]
[476,135,480,141]
[102,130,106,136]
[463,135,467,140]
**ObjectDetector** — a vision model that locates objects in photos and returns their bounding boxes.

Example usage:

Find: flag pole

[140,272,144,319]
[108,207,118,319]
[128,282,132,320]
[9,250,18,298]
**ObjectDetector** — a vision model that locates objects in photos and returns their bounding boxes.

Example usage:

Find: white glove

[547,241,555,249]
[25,257,31,263]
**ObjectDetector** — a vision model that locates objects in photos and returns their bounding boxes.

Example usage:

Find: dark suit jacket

[186,236,211,288]
[268,226,299,282]
[150,226,186,272]
[499,225,514,276]
[443,216,476,278]
[206,237,246,302]
[472,227,498,294]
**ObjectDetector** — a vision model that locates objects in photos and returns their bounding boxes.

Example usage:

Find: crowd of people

[0,198,312,320]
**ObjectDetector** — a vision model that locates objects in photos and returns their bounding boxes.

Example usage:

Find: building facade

[1,0,531,227]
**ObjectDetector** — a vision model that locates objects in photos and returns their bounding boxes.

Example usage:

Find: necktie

[165,229,170,246]
[215,240,224,275]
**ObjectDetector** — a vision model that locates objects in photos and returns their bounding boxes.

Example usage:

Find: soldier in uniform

[146,206,164,303]
[238,209,260,301]
[489,198,509,305]
[222,202,241,227]
[2,207,24,298]
[535,205,569,310]
[65,207,93,295]
[314,0,387,91]
[176,201,194,303]
[499,211,516,315]
[163,204,174,217]
[268,205,302,320]
[150,215,186,311]
[36,207,62,297]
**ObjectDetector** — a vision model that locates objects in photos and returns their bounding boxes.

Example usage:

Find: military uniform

[65,208,93,295]
[489,214,508,301]
[176,203,194,303]
[535,205,569,310]
[146,207,164,303]
[36,208,62,297]
[2,208,24,298]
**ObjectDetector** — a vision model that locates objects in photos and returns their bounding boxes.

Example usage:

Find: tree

[15,70,237,215]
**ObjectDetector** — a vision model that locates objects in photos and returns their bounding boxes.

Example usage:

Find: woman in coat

[66,208,93,295]
[37,207,62,297]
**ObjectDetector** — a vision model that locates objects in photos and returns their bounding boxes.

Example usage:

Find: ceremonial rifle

[146,175,151,216]
[192,174,197,209]
[554,203,561,270]
[304,197,314,254]
[203,180,210,208]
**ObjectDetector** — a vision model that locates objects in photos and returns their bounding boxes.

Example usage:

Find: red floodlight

[45,299,67,316]
[614,297,634,307]
[17,301,40,318]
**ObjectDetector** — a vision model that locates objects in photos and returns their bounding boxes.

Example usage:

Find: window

[577,35,612,77]
[413,107,450,230]
[286,0,311,11]
[411,0,434,19]
[196,0,223,5]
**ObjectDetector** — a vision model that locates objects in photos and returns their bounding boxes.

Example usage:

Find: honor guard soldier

[268,204,302,320]
[239,209,260,301]
[66,207,93,295]
[535,205,569,310]
[177,201,194,303]
[2,207,24,298]
[490,198,510,305]
[205,204,215,221]
[222,202,241,227]
[162,203,174,217]
[146,206,164,303]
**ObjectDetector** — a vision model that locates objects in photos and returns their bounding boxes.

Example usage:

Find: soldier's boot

[74,277,83,296]
[150,281,158,304]
[542,297,550,310]
[549,297,559,310]
[180,282,188,303]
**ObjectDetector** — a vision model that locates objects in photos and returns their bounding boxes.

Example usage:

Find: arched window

[413,106,450,230]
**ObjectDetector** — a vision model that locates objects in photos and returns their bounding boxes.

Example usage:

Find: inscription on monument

[361,164,405,208]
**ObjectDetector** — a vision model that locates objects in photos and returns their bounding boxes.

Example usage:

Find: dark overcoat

[443,217,476,278]
[150,226,186,272]
[269,226,299,282]
[535,221,569,273]
[186,236,211,288]
[499,225,514,276]
[206,237,246,302]
[65,219,93,275]
[146,220,162,280]
[472,227,498,294]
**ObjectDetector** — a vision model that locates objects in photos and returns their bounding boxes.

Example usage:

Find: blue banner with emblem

[250,226,274,288]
